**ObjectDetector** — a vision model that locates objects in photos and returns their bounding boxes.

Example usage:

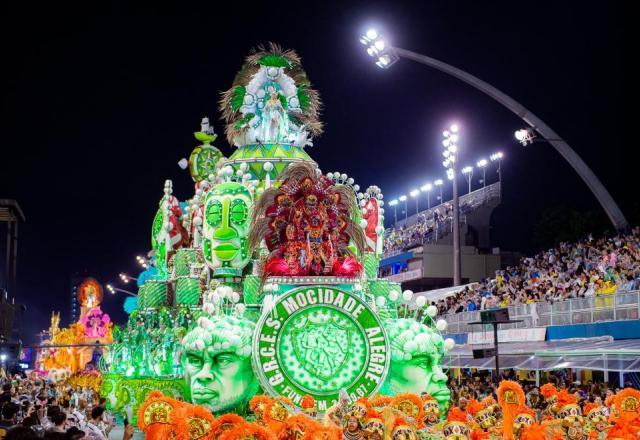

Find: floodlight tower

[420,183,433,209]
[399,195,408,221]
[476,159,488,188]
[461,166,473,194]
[442,124,462,286]
[389,199,399,224]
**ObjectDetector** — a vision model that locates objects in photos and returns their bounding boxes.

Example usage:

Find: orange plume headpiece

[136,391,180,440]
[172,403,216,440]
[218,422,276,440]
[540,384,558,401]
[519,423,548,440]
[497,380,525,440]
[613,388,640,423]
[391,393,425,426]
[210,414,246,439]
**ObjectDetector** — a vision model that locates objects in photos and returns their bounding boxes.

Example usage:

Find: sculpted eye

[206,201,222,227]
[230,200,248,225]
[216,353,236,367]
[187,353,204,368]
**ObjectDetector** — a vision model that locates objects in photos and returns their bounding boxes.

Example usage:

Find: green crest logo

[253,286,389,411]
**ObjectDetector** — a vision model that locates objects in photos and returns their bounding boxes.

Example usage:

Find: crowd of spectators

[434,228,640,315]
[383,203,454,255]
[0,372,133,440]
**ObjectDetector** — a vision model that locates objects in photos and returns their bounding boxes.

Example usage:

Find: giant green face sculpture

[181,315,258,414]
[380,319,451,414]
[202,182,252,277]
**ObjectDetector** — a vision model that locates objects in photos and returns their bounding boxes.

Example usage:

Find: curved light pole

[360,31,628,230]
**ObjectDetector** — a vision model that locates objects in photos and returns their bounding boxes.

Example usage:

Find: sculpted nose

[432,366,448,383]
[212,199,238,240]
[194,363,213,383]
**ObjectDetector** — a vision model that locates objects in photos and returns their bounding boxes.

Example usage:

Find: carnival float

[100,44,457,429]
[35,278,111,388]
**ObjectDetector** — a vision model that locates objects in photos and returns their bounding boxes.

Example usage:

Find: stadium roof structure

[445,336,640,372]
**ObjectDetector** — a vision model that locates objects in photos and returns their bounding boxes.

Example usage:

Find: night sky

[0,1,633,343]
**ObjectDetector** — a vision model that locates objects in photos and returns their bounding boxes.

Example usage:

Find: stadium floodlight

[490,152,503,161]
[389,199,399,224]
[477,159,488,188]
[410,189,420,214]
[434,179,443,186]
[515,128,536,146]
[490,151,504,184]
[107,284,115,294]
[398,195,408,221]
[461,166,473,193]
[360,29,399,69]
[420,183,433,208]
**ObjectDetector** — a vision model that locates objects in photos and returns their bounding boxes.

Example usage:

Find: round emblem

[253,286,389,412]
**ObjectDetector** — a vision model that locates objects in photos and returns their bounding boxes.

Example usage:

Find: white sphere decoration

[403,353,412,361]
[347,177,354,185]
[194,340,205,351]
[193,216,202,226]
[375,296,386,307]
[379,208,385,214]
[211,292,220,304]
[231,291,241,303]
[444,338,456,351]
[402,290,414,301]
[236,169,244,177]
[267,67,278,77]
[359,219,368,229]
[375,225,385,235]
[357,193,364,200]
[415,296,426,307]
[435,319,448,332]
[353,184,360,192]
[361,208,367,215]
[403,340,418,353]
[326,172,334,178]
[389,290,399,301]
[239,162,248,172]
[340,173,347,181]
[235,303,246,315]
[263,162,274,172]
[360,199,367,208]
[426,305,438,318]
[230,335,242,346]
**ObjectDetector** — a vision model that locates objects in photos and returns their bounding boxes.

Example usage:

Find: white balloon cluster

[202,285,244,317]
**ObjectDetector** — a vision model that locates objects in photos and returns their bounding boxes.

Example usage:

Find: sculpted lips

[214,243,239,260]
[191,389,219,401]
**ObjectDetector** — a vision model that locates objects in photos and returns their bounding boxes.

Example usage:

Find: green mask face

[381,319,451,414]
[181,315,257,414]
[184,350,256,413]
[202,182,252,277]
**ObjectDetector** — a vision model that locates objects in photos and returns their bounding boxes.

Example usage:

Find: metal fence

[444,290,640,333]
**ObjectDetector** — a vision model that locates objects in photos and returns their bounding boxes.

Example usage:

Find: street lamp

[360,29,628,230]
[434,179,444,205]
[443,123,462,286]
[476,159,488,188]
[420,183,432,209]
[389,199,399,224]
[399,195,408,221]
[490,151,504,183]
[107,284,136,297]
[461,166,473,194]
[410,189,420,214]
[136,255,149,269]
[119,273,137,284]
[360,29,400,69]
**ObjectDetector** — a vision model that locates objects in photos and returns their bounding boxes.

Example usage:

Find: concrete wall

[421,244,500,283]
